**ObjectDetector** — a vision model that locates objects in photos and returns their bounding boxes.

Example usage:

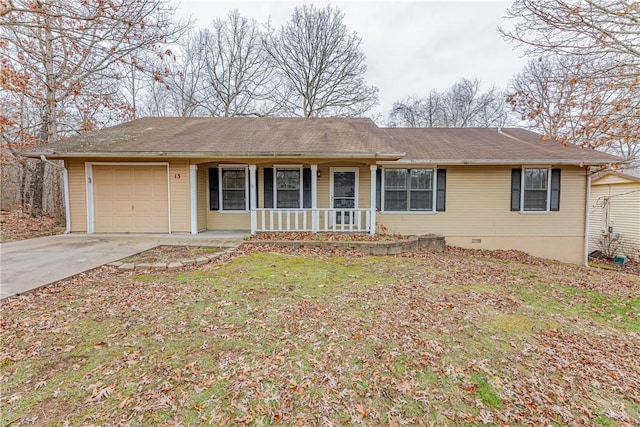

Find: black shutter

[264,167,273,208]
[302,168,312,208]
[550,168,561,211]
[376,169,382,211]
[209,168,219,211]
[436,169,447,212]
[511,169,521,211]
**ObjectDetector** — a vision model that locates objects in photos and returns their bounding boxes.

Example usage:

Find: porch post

[370,165,377,235]
[249,165,257,234]
[190,165,198,235]
[311,164,318,232]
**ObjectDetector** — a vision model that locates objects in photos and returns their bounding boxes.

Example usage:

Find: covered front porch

[252,207,374,234]
[190,162,379,235]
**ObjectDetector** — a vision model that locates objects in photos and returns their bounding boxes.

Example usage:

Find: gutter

[375,159,620,166]
[40,155,71,234]
[21,150,406,161]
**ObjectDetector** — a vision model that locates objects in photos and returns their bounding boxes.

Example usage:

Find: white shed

[589,169,640,261]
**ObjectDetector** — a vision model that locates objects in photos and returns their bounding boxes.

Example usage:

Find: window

[264,167,312,209]
[209,167,248,211]
[383,168,435,211]
[523,168,548,211]
[276,169,301,208]
[511,168,561,212]
[221,168,247,210]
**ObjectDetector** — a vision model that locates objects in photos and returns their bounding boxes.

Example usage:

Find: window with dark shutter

[383,168,435,211]
[513,168,560,212]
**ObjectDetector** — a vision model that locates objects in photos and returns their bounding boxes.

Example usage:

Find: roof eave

[378,159,621,166]
[19,150,405,161]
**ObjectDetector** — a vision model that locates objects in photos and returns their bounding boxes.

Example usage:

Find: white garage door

[93,165,169,233]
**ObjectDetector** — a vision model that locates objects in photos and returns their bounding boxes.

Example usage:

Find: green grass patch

[471,373,504,409]
[2,250,638,425]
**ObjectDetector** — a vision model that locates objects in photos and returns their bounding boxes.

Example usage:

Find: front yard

[1,245,639,425]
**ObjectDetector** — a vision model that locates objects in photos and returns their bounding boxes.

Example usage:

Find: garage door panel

[114,200,133,213]
[93,165,169,233]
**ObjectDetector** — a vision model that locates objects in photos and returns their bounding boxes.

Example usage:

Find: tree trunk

[30,160,45,217]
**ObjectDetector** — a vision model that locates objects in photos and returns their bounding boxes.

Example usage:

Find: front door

[331,169,358,225]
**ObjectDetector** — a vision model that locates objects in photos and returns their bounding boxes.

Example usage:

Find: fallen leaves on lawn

[84,383,115,405]
[1,244,638,425]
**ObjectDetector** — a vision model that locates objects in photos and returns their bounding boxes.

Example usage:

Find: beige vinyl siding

[206,212,251,230]
[203,163,251,231]
[589,178,640,260]
[168,160,190,233]
[317,165,330,208]
[378,166,588,264]
[592,174,631,186]
[197,165,207,232]
[67,159,88,232]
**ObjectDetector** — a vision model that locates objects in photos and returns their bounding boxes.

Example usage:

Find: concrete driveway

[0,232,243,299]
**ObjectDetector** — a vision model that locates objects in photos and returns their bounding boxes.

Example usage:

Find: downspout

[40,155,71,234]
[584,169,592,267]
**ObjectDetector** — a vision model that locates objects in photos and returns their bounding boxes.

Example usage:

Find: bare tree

[500,0,639,85]
[389,78,509,128]
[138,11,278,118]
[500,0,640,166]
[509,56,640,166]
[389,92,444,127]
[201,10,277,117]
[263,4,378,117]
[0,0,187,215]
[138,30,210,117]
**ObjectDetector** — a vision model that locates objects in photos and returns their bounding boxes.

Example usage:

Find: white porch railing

[252,208,372,234]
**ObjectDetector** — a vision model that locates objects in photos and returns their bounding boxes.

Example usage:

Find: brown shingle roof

[23,117,622,166]
[384,128,621,165]
[28,117,402,159]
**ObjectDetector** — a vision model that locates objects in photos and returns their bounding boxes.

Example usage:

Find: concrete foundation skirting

[247,234,445,256]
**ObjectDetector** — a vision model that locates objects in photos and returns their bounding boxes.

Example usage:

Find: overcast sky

[174,0,527,119]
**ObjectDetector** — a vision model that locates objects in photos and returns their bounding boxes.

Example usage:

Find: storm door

[331,169,358,225]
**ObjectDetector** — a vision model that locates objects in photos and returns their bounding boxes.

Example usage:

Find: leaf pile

[1,246,639,425]
[0,211,64,243]
[250,232,408,242]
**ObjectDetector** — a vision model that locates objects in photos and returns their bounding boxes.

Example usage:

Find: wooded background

[1,0,637,218]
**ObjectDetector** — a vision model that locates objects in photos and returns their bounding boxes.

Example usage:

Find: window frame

[381,167,437,212]
[273,165,304,209]
[521,167,552,212]
[218,165,249,212]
